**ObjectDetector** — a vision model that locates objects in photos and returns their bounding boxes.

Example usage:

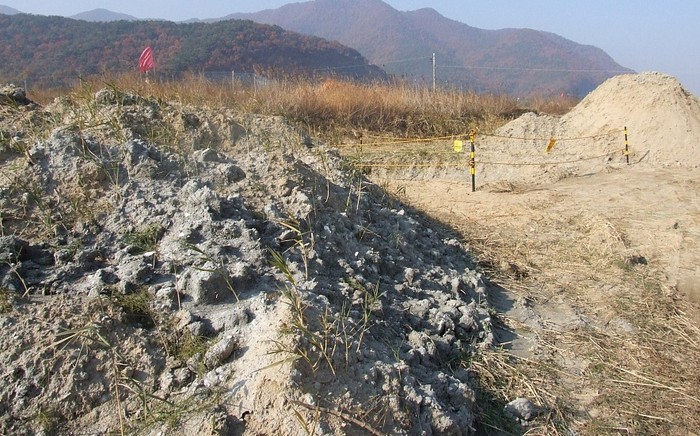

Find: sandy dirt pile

[563,71,700,165]
[476,72,700,186]
[0,84,495,435]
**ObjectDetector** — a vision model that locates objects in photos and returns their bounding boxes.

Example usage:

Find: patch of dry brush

[28,73,576,142]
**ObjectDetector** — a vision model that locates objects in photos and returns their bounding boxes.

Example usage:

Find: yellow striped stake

[453,140,463,152]
[546,138,557,153]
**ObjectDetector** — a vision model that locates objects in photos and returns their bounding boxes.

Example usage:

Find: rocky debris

[0,86,493,435]
[0,84,34,106]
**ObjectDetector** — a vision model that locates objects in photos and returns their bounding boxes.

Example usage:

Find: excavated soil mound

[0,85,493,435]
[563,71,700,165]
[476,72,700,186]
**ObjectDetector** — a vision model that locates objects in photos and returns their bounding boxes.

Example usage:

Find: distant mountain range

[70,8,138,22]
[0,1,633,96]
[223,0,633,96]
[0,5,19,15]
[0,14,385,87]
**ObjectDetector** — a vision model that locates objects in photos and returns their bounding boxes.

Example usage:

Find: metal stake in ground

[469,129,477,192]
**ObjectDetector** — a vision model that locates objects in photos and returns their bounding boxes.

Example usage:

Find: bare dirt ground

[373,164,700,434]
[386,165,700,309]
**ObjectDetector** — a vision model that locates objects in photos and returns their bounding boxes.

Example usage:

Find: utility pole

[432,53,436,92]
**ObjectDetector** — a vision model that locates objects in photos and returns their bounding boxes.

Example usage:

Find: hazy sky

[3,0,699,94]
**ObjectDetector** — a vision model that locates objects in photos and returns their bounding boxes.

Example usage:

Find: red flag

[139,46,154,73]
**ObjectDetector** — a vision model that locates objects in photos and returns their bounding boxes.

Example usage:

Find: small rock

[155,286,178,309]
[159,370,175,393]
[193,148,222,163]
[220,164,246,183]
[204,334,238,369]
[93,268,119,286]
[187,321,208,337]
[172,367,193,388]
[504,397,540,422]
[186,353,203,374]
[177,266,231,304]
[174,309,196,331]
[53,249,74,265]
[404,268,416,284]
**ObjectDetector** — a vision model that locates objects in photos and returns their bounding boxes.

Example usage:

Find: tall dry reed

[26,72,577,140]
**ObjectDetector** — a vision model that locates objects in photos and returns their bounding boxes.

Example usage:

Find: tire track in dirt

[666,177,700,305]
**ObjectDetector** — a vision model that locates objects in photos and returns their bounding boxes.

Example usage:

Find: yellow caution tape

[479,149,624,166]
[354,162,470,169]
[334,128,626,150]
[350,149,624,170]
[487,129,623,142]
[334,134,462,148]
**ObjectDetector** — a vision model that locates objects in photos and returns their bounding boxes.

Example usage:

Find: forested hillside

[0,14,386,87]
[227,0,632,96]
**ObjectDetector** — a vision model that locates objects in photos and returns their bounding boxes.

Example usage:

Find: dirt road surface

[382,166,700,307]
